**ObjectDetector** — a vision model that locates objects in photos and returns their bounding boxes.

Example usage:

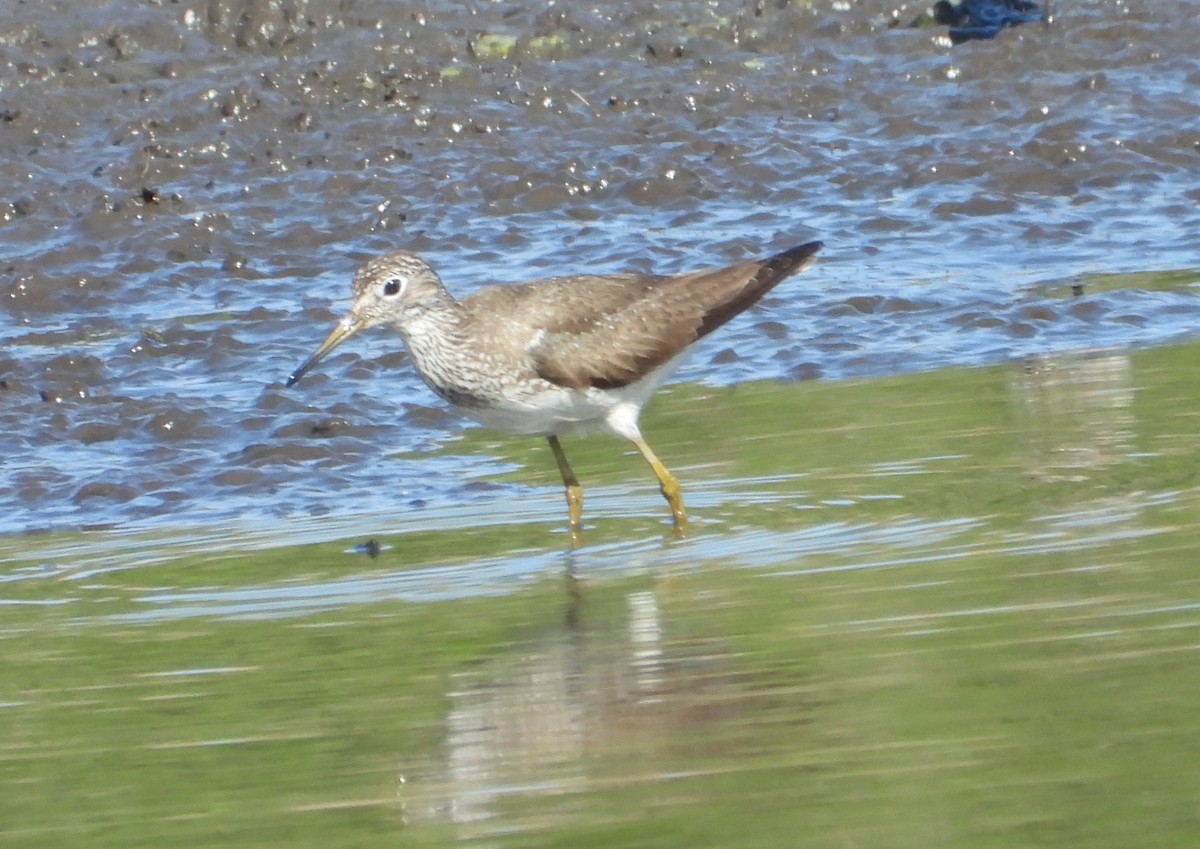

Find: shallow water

[3,343,1200,847]
[2,0,1199,533]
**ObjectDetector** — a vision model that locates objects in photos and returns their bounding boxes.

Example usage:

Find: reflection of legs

[631,436,687,536]
[548,435,583,542]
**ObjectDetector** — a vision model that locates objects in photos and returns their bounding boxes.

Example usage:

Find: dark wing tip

[765,240,823,276]
[693,239,823,340]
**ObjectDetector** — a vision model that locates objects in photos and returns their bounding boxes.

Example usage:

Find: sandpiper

[287,240,822,542]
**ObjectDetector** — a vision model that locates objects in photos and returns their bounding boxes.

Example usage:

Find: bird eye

[383,278,403,296]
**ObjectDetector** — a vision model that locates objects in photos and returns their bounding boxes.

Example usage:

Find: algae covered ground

[3,340,1199,848]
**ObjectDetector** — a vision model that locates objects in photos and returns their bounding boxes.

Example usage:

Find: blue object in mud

[933,0,1046,42]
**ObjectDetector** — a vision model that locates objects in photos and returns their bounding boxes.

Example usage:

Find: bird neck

[390,291,483,401]
[391,285,466,347]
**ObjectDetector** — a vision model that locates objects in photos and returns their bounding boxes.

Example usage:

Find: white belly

[433,349,691,442]
[459,384,625,437]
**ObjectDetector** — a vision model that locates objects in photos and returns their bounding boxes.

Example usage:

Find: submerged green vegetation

[3,339,1199,848]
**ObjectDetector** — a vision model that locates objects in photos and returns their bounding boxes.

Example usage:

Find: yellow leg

[548,435,584,545]
[631,436,687,537]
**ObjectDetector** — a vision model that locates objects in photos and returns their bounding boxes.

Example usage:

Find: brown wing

[529,278,704,390]
[466,241,822,391]
[460,273,673,390]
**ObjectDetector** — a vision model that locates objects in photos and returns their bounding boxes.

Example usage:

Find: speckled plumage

[287,240,823,542]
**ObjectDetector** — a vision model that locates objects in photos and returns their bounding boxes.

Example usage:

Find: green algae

[3,339,1200,847]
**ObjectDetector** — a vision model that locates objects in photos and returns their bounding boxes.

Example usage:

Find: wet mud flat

[2,0,1199,535]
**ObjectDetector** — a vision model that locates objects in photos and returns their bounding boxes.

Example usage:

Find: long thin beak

[285,316,361,387]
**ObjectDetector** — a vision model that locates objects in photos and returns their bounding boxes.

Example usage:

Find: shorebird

[286,240,822,543]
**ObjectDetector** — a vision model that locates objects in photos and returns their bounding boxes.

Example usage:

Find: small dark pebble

[350,539,382,558]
